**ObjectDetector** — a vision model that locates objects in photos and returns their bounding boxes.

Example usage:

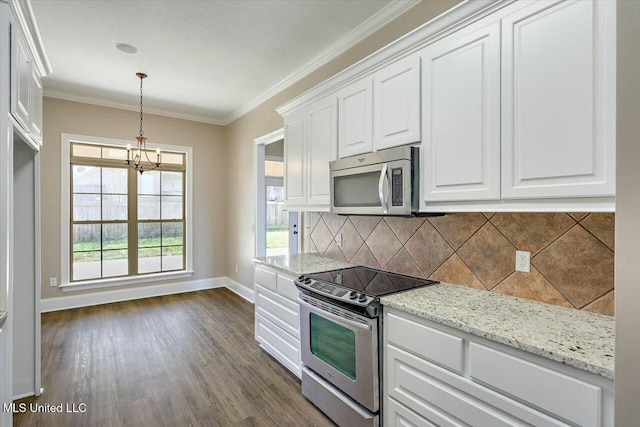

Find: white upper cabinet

[12,33,31,131]
[421,20,501,202]
[30,66,43,144]
[306,97,337,206]
[501,0,616,199]
[283,96,337,210]
[337,78,373,158]
[9,15,45,146]
[284,112,306,208]
[373,54,421,151]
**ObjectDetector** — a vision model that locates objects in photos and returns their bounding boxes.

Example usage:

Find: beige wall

[614,0,640,422]
[224,0,461,288]
[41,97,227,299]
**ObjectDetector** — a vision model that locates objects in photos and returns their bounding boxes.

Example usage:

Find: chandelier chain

[139,76,144,137]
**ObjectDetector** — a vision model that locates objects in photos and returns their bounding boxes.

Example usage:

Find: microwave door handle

[379,163,388,214]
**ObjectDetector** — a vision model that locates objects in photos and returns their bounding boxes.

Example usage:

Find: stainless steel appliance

[330,146,419,216]
[295,267,438,427]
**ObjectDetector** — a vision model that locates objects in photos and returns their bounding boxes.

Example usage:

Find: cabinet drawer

[386,312,463,373]
[277,273,299,302]
[469,343,601,427]
[255,313,301,378]
[386,397,459,427]
[387,344,570,427]
[255,266,277,292]
[255,285,300,339]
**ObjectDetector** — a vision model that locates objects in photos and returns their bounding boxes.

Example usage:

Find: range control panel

[391,167,403,207]
[295,276,374,307]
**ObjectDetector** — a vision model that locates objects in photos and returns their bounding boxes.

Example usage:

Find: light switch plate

[49,277,57,287]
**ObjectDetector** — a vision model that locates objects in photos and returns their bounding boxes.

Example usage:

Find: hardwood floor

[14,288,335,426]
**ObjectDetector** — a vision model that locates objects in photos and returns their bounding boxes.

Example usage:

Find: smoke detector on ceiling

[115,42,138,55]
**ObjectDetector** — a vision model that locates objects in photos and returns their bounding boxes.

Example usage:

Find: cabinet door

[421,20,501,202]
[30,67,43,144]
[306,97,337,206]
[501,0,616,199]
[338,78,373,158]
[284,112,306,208]
[11,32,31,131]
[373,54,421,151]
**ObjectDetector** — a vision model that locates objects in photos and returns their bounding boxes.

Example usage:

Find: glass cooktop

[306,266,438,297]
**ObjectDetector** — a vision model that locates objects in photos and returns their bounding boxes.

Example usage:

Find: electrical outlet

[515,250,530,273]
[235,264,239,273]
[335,234,342,247]
[49,277,57,287]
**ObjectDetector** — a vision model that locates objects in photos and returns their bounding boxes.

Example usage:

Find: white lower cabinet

[384,309,613,427]
[254,265,301,378]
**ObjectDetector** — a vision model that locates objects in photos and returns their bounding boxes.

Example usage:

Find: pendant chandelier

[126,72,161,174]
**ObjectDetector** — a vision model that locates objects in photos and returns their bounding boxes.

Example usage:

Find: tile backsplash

[302,212,614,316]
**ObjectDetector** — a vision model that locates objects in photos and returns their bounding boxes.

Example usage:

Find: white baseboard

[40,277,228,312]
[225,278,255,303]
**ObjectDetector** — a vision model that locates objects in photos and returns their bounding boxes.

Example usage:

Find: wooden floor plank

[14,288,334,427]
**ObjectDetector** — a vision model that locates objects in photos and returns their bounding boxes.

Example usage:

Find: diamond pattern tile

[493,267,572,308]
[568,213,589,221]
[306,212,322,233]
[405,221,453,277]
[323,241,347,262]
[385,248,424,278]
[580,213,615,250]
[583,291,614,316]
[365,221,403,268]
[322,213,347,235]
[533,226,614,308]
[384,217,426,244]
[429,254,485,290]
[337,219,364,261]
[350,216,381,240]
[351,244,381,269]
[302,211,615,313]
[457,222,515,289]
[428,213,486,250]
[490,213,575,255]
[310,218,333,255]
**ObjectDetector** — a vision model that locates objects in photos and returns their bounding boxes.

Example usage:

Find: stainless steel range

[295,267,438,427]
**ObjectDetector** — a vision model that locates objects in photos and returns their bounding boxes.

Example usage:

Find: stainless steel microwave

[330,146,419,216]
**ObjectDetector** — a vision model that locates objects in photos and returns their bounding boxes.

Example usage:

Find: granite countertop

[381,283,614,379]
[253,253,352,275]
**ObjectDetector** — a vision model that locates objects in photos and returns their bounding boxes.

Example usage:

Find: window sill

[60,270,194,292]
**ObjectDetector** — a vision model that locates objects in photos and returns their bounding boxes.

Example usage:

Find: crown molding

[221,0,421,125]
[10,0,52,76]
[276,0,509,117]
[44,88,226,126]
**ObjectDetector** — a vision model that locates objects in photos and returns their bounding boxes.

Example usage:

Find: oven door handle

[378,163,388,214]
[297,298,372,331]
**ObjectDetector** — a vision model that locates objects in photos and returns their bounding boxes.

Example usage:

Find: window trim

[61,133,194,290]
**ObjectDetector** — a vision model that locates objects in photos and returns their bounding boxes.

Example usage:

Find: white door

[283,113,306,208]
[501,0,616,199]
[306,97,337,207]
[338,78,373,158]
[421,19,501,202]
[373,54,421,151]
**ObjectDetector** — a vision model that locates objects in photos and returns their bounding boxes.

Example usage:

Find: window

[62,135,192,288]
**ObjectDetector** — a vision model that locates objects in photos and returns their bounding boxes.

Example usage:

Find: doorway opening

[255,129,298,258]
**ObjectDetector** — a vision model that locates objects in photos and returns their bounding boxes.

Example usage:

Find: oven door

[298,294,379,412]
[330,159,412,216]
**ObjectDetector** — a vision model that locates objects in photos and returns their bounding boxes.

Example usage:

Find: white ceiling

[30,0,416,125]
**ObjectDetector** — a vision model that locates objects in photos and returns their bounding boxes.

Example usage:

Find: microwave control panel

[391,168,403,206]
